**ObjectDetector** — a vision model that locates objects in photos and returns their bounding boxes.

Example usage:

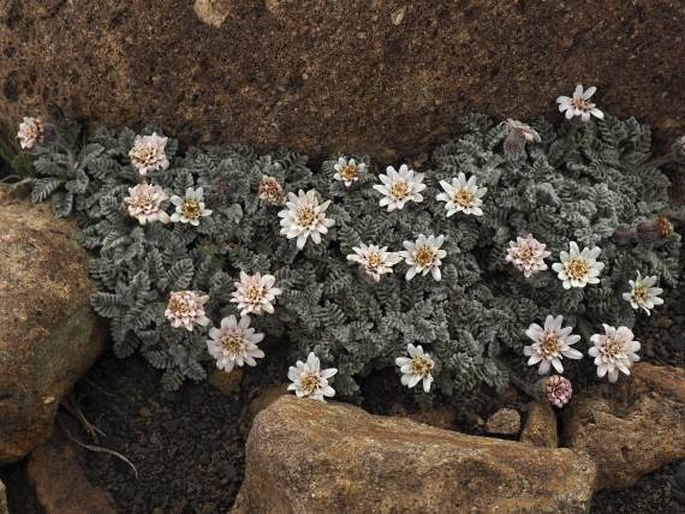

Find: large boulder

[234,395,596,513]
[0,189,106,463]
[565,363,685,491]
[0,1,683,159]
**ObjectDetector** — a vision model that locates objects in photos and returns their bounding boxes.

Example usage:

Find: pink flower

[543,375,573,408]
[129,132,170,176]
[123,183,170,225]
[17,117,47,150]
[164,290,210,331]
[506,234,551,278]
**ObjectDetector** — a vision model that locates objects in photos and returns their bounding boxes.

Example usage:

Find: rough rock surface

[0,189,106,463]
[485,407,521,436]
[0,1,684,159]
[520,401,558,448]
[27,435,117,514]
[0,480,7,514]
[234,396,596,513]
[565,363,685,491]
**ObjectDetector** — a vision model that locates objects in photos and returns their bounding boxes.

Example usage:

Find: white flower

[277,189,335,249]
[551,242,604,289]
[230,271,282,316]
[505,234,551,278]
[589,324,641,383]
[123,183,170,225]
[333,157,367,187]
[395,344,435,393]
[258,175,285,205]
[170,187,213,226]
[207,315,265,373]
[164,290,210,331]
[556,85,604,122]
[502,119,541,156]
[401,234,447,281]
[523,315,583,375]
[372,164,426,211]
[128,132,170,175]
[287,352,338,402]
[622,272,664,316]
[436,172,487,217]
[346,243,402,282]
[17,117,46,150]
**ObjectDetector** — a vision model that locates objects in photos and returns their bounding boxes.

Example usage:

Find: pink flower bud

[543,375,573,408]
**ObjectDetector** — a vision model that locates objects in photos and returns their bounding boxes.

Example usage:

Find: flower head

[333,157,366,187]
[123,183,170,225]
[164,290,210,331]
[523,315,583,375]
[551,242,604,289]
[207,315,265,373]
[401,234,447,281]
[277,189,335,249]
[128,132,170,176]
[17,117,47,150]
[230,271,282,316]
[170,187,213,226]
[346,243,402,282]
[556,85,604,122]
[436,172,487,217]
[287,352,338,402]
[502,119,541,156]
[372,164,426,211]
[258,175,285,205]
[622,272,664,316]
[589,325,641,383]
[395,344,435,393]
[543,375,573,408]
[505,234,551,277]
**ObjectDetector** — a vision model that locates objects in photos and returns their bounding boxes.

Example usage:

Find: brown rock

[208,368,244,396]
[0,189,106,463]
[485,407,521,436]
[0,480,7,514]
[521,401,558,448]
[234,396,596,513]
[27,435,117,514]
[565,363,685,490]
[0,2,684,159]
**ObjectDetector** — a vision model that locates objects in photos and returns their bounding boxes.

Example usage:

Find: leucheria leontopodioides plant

[19,84,682,406]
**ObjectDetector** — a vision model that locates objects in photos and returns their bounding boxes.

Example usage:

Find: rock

[208,368,243,396]
[565,363,685,490]
[0,189,106,463]
[521,401,558,448]
[27,435,117,514]
[0,480,7,514]
[485,407,521,436]
[0,2,684,159]
[234,396,596,513]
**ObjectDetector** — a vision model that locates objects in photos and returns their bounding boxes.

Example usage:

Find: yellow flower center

[389,181,410,200]
[221,333,246,356]
[339,165,358,182]
[632,286,648,304]
[299,372,321,395]
[296,206,317,228]
[181,200,201,219]
[246,285,264,303]
[603,337,623,359]
[168,296,190,316]
[539,333,560,358]
[453,188,474,207]
[410,356,433,377]
[571,98,590,112]
[137,146,156,163]
[367,252,382,270]
[566,258,589,280]
[518,246,535,263]
[414,246,437,268]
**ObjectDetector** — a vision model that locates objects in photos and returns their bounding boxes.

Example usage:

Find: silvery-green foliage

[30,114,680,395]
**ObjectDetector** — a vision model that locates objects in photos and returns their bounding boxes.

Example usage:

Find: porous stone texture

[234,396,596,513]
[521,401,558,448]
[485,407,521,436]
[0,1,684,160]
[27,435,117,514]
[565,363,685,491]
[0,189,106,463]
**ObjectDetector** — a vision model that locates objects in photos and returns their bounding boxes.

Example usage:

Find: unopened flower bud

[542,375,573,408]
